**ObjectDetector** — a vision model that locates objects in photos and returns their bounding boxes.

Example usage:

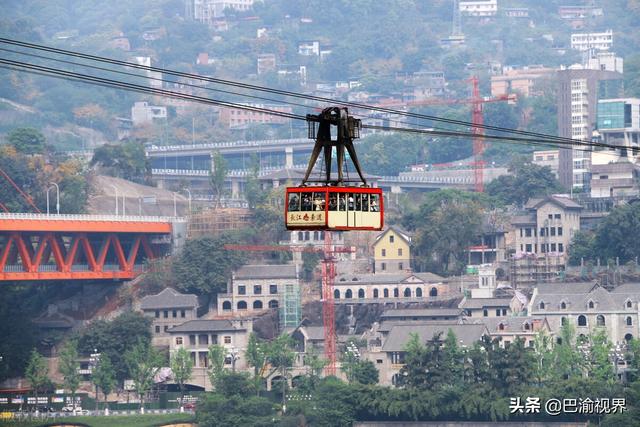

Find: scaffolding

[510,254,564,288]
[280,282,301,330]
[187,207,251,238]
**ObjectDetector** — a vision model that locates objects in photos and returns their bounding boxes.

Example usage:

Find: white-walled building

[571,30,613,51]
[459,0,498,16]
[131,101,167,126]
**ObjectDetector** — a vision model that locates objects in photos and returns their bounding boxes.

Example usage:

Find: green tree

[172,234,246,296]
[76,311,152,383]
[25,349,49,411]
[244,333,266,395]
[568,230,597,266]
[304,347,328,388]
[90,141,149,183]
[92,354,116,412]
[196,393,276,427]
[301,248,322,281]
[59,340,81,412]
[351,360,379,385]
[486,161,564,206]
[124,340,163,412]
[207,344,226,389]
[7,127,45,154]
[551,323,584,381]
[210,150,228,208]
[170,347,194,408]
[265,334,296,412]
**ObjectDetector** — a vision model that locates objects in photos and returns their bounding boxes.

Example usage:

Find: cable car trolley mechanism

[285,107,383,231]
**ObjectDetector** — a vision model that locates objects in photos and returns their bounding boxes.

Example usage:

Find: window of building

[559,243,564,253]
[253,300,263,309]
[483,309,488,317]
[176,337,183,345]
[155,310,159,318]
[398,248,403,256]
[416,288,423,297]
[520,228,523,237]
[627,316,633,326]
[155,325,160,333]
[373,289,379,298]
[270,285,278,294]
[429,287,438,297]
[541,244,546,253]
[399,262,403,270]
[499,323,505,331]
[376,359,383,364]
[181,310,186,318]
[384,289,389,298]
[358,289,365,298]
[334,289,340,299]
[404,288,411,298]
[268,300,279,308]
[224,336,231,344]
[198,334,208,345]
[548,214,553,219]
[561,301,567,309]
[172,310,177,318]
[627,300,633,309]
[238,285,246,295]
[381,249,386,257]
[389,235,395,243]
[558,227,563,236]
[578,315,587,326]
[189,335,196,346]
[222,301,231,311]
[555,213,561,219]
[540,228,545,236]
[550,227,556,236]
[525,228,532,237]
[164,326,169,332]
[551,243,556,252]
[502,309,507,316]
[496,309,501,316]
[381,262,386,271]
[164,310,169,318]
[539,301,545,310]
[525,244,532,252]
[596,315,605,326]
[393,288,399,298]
[588,300,595,309]
[237,301,247,310]
[254,285,262,295]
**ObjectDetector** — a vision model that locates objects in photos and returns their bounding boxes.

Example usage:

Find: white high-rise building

[571,30,613,51]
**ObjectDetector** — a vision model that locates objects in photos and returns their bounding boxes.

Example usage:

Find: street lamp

[109,185,118,215]
[46,183,60,215]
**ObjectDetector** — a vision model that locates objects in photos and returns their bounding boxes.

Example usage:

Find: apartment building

[372,226,411,273]
[459,0,498,16]
[512,195,582,260]
[216,264,299,319]
[556,68,623,189]
[529,282,640,344]
[139,288,198,348]
[532,150,559,178]
[131,101,167,126]
[571,30,613,51]
[218,103,292,128]
[192,0,253,23]
[490,66,555,97]
[168,318,251,390]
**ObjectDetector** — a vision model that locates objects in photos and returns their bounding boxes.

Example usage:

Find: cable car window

[348,194,355,210]
[370,194,379,212]
[362,194,369,212]
[338,194,346,211]
[313,192,325,211]
[329,193,338,211]
[301,193,313,211]
[288,193,301,212]
[355,194,362,210]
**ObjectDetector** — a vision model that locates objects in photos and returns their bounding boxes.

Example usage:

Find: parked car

[183,402,196,411]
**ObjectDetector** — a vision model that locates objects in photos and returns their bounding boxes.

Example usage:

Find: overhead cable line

[0,58,612,155]
[0,37,598,145]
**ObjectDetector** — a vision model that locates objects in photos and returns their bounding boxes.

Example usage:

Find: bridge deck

[0,214,176,233]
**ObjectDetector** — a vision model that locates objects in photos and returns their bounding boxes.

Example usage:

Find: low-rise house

[372,226,412,273]
[477,317,551,348]
[217,264,299,316]
[380,308,463,323]
[333,272,447,301]
[139,288,199,348]
[460,296,522,318]
[367,322,488,386]
[168,318,251,390]
[529,282,640,344]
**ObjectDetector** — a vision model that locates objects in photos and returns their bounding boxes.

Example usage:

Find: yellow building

[372,226,412,273]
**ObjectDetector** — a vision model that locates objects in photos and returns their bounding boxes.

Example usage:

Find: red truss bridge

[0,213,184,281]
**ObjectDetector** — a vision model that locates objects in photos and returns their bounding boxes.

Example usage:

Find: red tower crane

[367,77,516,192]
[225,233,354,375]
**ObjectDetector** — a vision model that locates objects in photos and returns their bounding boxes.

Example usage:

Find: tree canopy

[486,161,564,206]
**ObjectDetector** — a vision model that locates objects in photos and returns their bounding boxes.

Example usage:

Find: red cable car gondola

[285,107,384,231]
